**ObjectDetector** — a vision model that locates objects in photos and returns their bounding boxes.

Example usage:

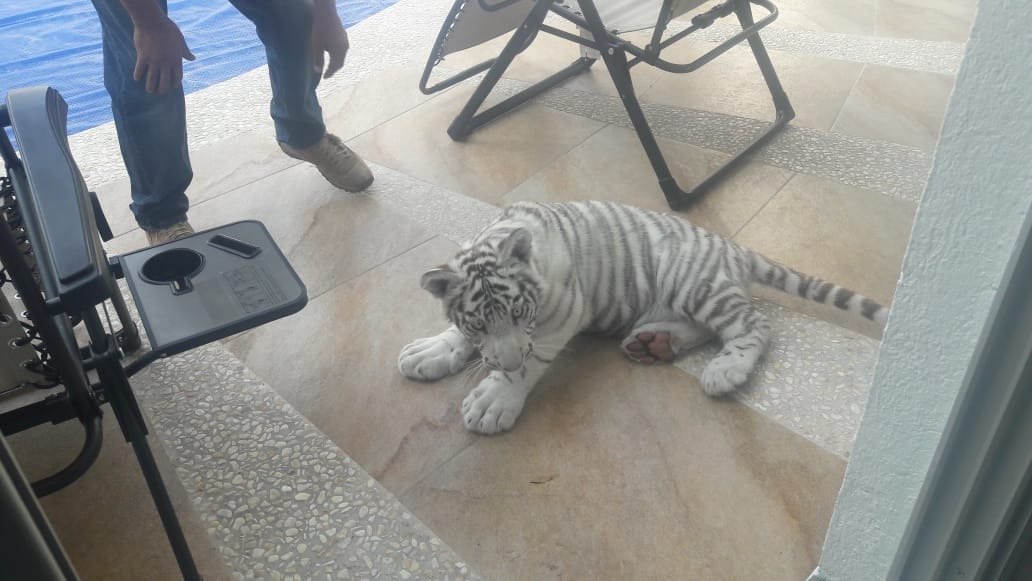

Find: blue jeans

[91,0,327,230]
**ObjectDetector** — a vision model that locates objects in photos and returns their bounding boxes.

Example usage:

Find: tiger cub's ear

[499,228,533,265]
[420,266,462,299]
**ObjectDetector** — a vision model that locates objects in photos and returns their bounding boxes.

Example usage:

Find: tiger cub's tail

[748,251,888,327]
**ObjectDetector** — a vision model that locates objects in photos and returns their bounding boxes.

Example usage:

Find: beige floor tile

[401,336,845,581]
[699,0,876,35]
[833,64,955,151]
[104,164,433,304]
[8,418,227,580]
[92,66,437,239]
[875,0,977,42]
[735,174,915,334]
[349,85,605,203]
[504,125,794,236]
[322,67,445,141]
[778,0,876,35]
[103,228,148,257]
[178,163,432,299]
[93,129,298,238]
[442,26,663,98]
[641,42,864,131]
[225,237,478,493]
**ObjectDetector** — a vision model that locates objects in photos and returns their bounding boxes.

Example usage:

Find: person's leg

[91,0,192,232]
[229,0,325,148]
[231,0,373,191]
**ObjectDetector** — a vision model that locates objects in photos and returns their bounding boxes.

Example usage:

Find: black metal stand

[0,192,200,579]
[421,0,795,211]
[85,310,201,580]
[1,86,307,581]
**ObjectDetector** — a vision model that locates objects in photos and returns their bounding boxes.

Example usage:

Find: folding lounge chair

[419,0,794,211]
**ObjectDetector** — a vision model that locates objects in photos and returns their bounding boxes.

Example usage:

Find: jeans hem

[138,214,189,232]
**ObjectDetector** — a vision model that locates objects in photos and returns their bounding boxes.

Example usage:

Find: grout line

[730,171,796,239]
[682,21,964,74]
[499,121,610,205]
[396,439,478,499]
[105,159,307,243]
[447,70,931,203]
[828,63,868,132]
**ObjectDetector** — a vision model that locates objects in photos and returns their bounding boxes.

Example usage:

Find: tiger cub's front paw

[461,377,527,435]
[398,330,474,382]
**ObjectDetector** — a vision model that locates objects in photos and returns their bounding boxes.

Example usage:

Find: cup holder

[139,248,205,295]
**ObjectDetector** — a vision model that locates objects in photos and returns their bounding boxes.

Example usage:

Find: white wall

[812,0,1032,578]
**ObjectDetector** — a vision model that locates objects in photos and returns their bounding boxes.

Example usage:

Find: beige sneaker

[145,221,195,246]
[280,133,374,192]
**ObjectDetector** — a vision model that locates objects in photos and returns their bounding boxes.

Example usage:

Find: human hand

[132,16,195,94]
[311,0,349,79]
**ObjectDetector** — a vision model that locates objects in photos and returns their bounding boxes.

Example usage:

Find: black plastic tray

[119,221,307,357]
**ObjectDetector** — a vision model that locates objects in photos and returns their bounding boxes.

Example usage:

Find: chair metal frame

[1,87,306,580]
[420,0,795,211]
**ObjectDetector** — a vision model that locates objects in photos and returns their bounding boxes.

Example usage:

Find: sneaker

[145,221,195,246]
[280,133,374,192]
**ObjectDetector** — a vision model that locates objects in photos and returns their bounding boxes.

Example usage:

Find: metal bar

[30,415,103,497]
[85,308,200,580]
[420,58,496,95]
[0,194,97,420]
[0,393,78,436]
[575,0,793,210]
[462,57,596,134]
[649,0,678,52]
[645,0,778,73]
[105,281,142,354]
[447,0,555,140]
[419,0,478,95]
[124,349,160,378]
[0,432,80,580]
[664,115,790,208]
[539,23,599,49]
[576,0,682,201]
[734,0,793,113]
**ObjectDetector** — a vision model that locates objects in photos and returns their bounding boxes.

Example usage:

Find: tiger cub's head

[420,228,542,372]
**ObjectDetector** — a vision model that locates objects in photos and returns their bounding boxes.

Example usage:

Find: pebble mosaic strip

[120,287,479,580]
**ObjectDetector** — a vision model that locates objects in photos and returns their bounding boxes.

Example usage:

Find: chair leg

[99,358,201,581]
[579,0,795,211]
[447,0,595,140]
[735,0,795,119]
[597,44,685,207]
[85,305,200,581]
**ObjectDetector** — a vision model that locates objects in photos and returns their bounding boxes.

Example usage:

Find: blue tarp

[0,0,398,136]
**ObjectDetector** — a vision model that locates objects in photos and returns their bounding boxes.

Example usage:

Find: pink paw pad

[622,331,676,364]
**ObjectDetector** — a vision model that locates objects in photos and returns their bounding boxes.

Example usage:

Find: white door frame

[809,0,1032,578]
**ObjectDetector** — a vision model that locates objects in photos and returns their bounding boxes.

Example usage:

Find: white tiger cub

[398,201,886,434]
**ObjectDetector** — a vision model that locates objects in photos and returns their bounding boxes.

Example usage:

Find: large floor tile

[719,0,877,35]
[833,64,955,150]
[322,67,445,141]
[225,237,478,493]
[91,66,439,239]
[93,128,299,238]
[102,164,436,308]
[181,163,432,299]
[734,174,915,333]
[504,125,794,236]
[349,84,605,202]
[401,336,845,581]
[7,418,227,580]
[641,42,864,131]
[875,0,977,42]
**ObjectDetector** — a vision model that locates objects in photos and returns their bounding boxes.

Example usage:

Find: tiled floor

[7,0,973,578]
[6,416,227,580]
